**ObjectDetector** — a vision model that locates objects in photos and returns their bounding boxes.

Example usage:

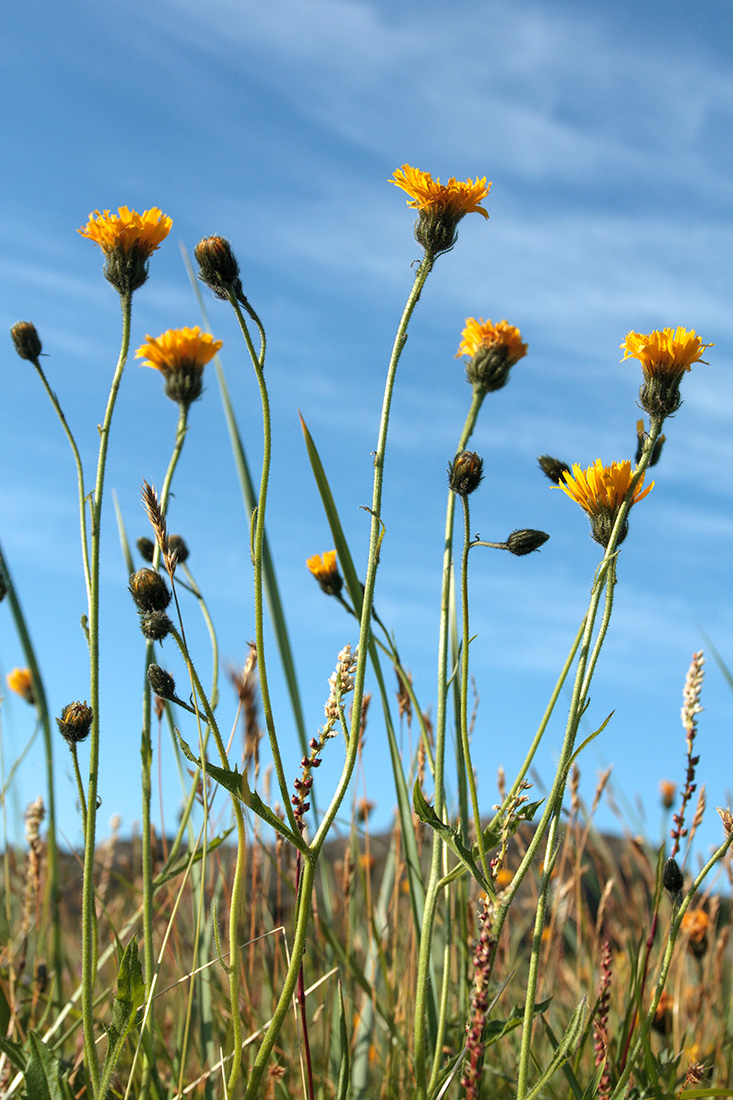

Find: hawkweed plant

[2,172,731,1100]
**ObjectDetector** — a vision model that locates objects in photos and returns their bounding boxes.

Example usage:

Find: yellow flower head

[621,327,713,420]
[621,327,713,378]
[7,667,35,705]
[306,551,343,596]
[456,318,527,393]
[390,165,490,255]
[136,326,222,407]
[78,206,172,257]
[79,206,172,294]
[681,908,711,957]
[659,779,677,809]
[456,318,526,361]
[559,460,653,548]
[391,165,490,220]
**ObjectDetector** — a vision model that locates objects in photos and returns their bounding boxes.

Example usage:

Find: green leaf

[299,412,364,616]
[176,730,304,849]
[336,981,350,1100]
[153,828,233,888]
[413,780,493,895]
[98,937,147,1098]
[484,999,552,1047]
[524,998,587,1100]
[110,935,147,1042]
[24,1032,74,1100]
[0,1033,27,1072]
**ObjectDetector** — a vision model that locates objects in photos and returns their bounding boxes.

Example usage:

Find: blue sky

[2,0,732,866]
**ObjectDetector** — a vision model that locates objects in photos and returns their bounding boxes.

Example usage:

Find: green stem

[168,625,246,1095]
[139,403,189,1100]
[459,496,489,880]
[414,388,484,1096]
[0,545,64,1007]
[31,358,92,603]
[81,287,132,1097]
[244,252,436,1099]
[515,560,616,1097]
[226,292,300,836]
[608,832,733,1100]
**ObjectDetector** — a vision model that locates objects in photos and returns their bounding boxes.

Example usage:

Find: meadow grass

[1,177,731,1099]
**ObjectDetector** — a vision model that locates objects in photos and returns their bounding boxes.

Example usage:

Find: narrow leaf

[413,780,493,895]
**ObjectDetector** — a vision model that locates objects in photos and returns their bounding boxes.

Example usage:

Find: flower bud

[448,451,484,496]
[194,236,243,299]
[504,529,550,556]
[11,321,43,361]
[537,455,570,484]
[136,537,155,563]
[129,568,171,613]
[57,701,94,746]
[635,420,666,467]
[168,534,189,565]
[148,664,177,700]
[139,610,173,642]
[662,856,683,896]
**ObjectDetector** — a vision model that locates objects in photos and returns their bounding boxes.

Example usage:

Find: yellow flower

[79,206,172,293]
[621,327,713,378]
[559,460,653,547]
[456,318,527,393]
[391,165,490,220]
[456,318,526,362]
[494,867,514,889]
[659,779,676,809]
[621,327,713,420]
[136,327,222,407]
[7,668,35,705]
[306,551,343,596]
[560,460,653,515]
[78,206,172,257]
[681,908,711,956]
[136,327,222,373]
[390,165,490,255]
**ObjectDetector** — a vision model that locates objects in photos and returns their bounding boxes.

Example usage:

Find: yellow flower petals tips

[79,206,172,293]
[391,165,490,220]
[136,327,222,373]
[560,459,653,514]
[136,326,222,408]
[306,551,343,596]
[456,319,526,361]
[621,326,713,420]
[621,327,713,377]
[390,164,491,256]
[7,667,35,704]
[560,459,653,548]
[456,318,527,394]
[78,206,172,257]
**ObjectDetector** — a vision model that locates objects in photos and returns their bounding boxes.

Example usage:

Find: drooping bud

[11,322,43,361]
[136,537,155,563]
[504,529,550,556]
[538,455,570,484]
[148,665,177,701]
[168,534,189,565]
